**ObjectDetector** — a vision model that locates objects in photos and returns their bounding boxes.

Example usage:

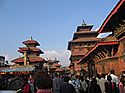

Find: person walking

[118,76,125,93]
[110,70,119,93]
[110,70,119,85]
[98,74,107,93]
[105,75,117,93]
[60,76,76,93]
[89,78,102,93]
[22,78,31,93]
[80,76,88,93]
[52,73,63,93]
[69,75,80,93]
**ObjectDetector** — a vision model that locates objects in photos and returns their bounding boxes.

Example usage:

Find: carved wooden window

[74,49,79,54]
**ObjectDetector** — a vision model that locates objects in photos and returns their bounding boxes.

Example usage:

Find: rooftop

[22,37,40,46]
[11,56,45,63]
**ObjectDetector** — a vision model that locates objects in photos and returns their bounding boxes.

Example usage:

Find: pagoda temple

[78,0,125,76]
[68,21,101,75]
[44,59,63,74]
[11,37,46,67]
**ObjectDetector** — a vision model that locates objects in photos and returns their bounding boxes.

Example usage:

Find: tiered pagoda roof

[46,59,62,72]
[78,0,125,64]
[50,61,61,69]
[68,21,101,50]
[73,0,125,76]
[67,20,102,75]
[11,37,46,64]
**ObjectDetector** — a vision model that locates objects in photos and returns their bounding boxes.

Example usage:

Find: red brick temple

[68,21,101,75]
[78,0,125,76]
[11,37,46,67]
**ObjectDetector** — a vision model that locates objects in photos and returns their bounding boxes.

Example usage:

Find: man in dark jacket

[89,78,102,93]
[60,76,76,93]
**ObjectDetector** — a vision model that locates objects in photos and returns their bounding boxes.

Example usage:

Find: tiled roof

[98,0,125,33]
[18,47,43,54]
[77,41,119,64]
[18,47,28,53]
[74,31,97,34]
[11,56,45,63]
[22,40,40,46]
[30,47,42,52]
[53,63,61,67]
[71,37,101,42]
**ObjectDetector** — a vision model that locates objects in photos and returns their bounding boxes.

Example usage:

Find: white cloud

[97,32,112,38]
[41,50,71,67]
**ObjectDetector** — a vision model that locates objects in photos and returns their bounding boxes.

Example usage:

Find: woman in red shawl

[22,77,31,93]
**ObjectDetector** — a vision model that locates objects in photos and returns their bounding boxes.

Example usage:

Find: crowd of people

[67,70,125,93]
[0,70,125,93]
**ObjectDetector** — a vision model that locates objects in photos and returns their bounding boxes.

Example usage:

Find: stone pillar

[24,51,27,66]
[88,61,96,77]
[48,61,50,74]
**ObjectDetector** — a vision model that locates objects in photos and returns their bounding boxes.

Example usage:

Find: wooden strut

[99,48,107,58]
[102,47,109,58]
[111,47,114,56]
[98,48,106,59]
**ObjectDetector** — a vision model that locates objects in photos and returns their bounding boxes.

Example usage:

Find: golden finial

[82,19,86,25]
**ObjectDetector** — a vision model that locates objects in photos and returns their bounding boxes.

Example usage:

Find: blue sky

[0,0,119,66]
